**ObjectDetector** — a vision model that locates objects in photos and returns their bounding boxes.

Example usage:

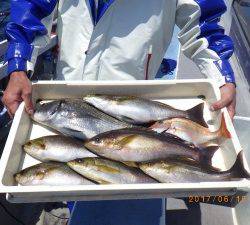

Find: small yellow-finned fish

[84,128,218,165]
[14,162,94,186]
[23,135,97,162]
[139,151,250,183]
[67,157,157,184]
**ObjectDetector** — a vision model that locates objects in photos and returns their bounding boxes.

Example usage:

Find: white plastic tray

[232,117,250,225]
[0,79,249,203]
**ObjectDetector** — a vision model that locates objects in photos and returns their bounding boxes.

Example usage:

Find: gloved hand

[211,83,236,120]
[2,71,34,117]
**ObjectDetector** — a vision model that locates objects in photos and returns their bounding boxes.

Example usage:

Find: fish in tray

[84,128,218,164]
[33,99,132,140]
[150,114,231,148]
[83,94,207,127]
[139,151,250,183]
[23,135,97,162]
[67,157,157,184]
[14,162,94,186]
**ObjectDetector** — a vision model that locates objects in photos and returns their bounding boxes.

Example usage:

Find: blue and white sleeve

[176,0,235,87]
[5,0,57,77]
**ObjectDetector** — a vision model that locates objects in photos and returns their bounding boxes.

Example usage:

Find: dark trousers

[68,199,166,225]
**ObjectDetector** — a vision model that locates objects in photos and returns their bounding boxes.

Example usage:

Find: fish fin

[218,113,231,139]
[161,132,197,148]
[199,146,219,166]
[96,179,112,185]
[118,115,137,124]
[97,165,120,174]
[199,142,220,149]
[229,151,250,179]
[115,135,138,148]
[62,127,87,140]
[187,103,208,128]
[118,115,151,126]
[122,161,139,168]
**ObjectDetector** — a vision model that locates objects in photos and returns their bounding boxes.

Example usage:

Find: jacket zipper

[145,45,153,80]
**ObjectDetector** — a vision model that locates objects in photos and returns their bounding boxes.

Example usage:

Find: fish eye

[95,137,101,143]
[25,141,32,146]
[36,99,43,104]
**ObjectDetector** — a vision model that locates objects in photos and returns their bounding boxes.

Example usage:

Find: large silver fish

[139,151,250,183]
[33,99,132,140]
[83,94,207,127]
[23,135,97,162]
[67,158,157,184]
[150,114,231,148]
[14,162,94,186]
[84,128,218,164]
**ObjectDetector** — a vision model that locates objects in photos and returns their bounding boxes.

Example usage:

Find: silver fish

[84,128,218,164]
[67,158,157,184]
[33,99,132,140]
[14,162,94,186]
[83,94,207,127]
[23,135,97,162]
[139,151,250,183]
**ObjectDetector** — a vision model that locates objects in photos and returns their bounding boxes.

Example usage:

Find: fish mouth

[83,94,100,101]
[36,99,55,104]
[152,127,170,133]
[83,94,95,99]
[22,145,28,153]
[23,144,36,155]
[22,140,33,151]
[67,159,84,168]
[23,139,46,152]
[14,173,21,182]
[67,161,75,167]
[84,141,96,150]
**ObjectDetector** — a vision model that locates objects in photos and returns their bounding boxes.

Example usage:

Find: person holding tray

[1,0,237,224]
[2,0,236,119]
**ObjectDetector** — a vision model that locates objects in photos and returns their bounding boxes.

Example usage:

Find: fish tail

[229,151,250,179]
[199,146,219,166]
[187,103,208,128]
[218,113,231,139]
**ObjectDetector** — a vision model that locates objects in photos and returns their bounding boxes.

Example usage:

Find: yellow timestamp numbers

[188,195,248,203]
